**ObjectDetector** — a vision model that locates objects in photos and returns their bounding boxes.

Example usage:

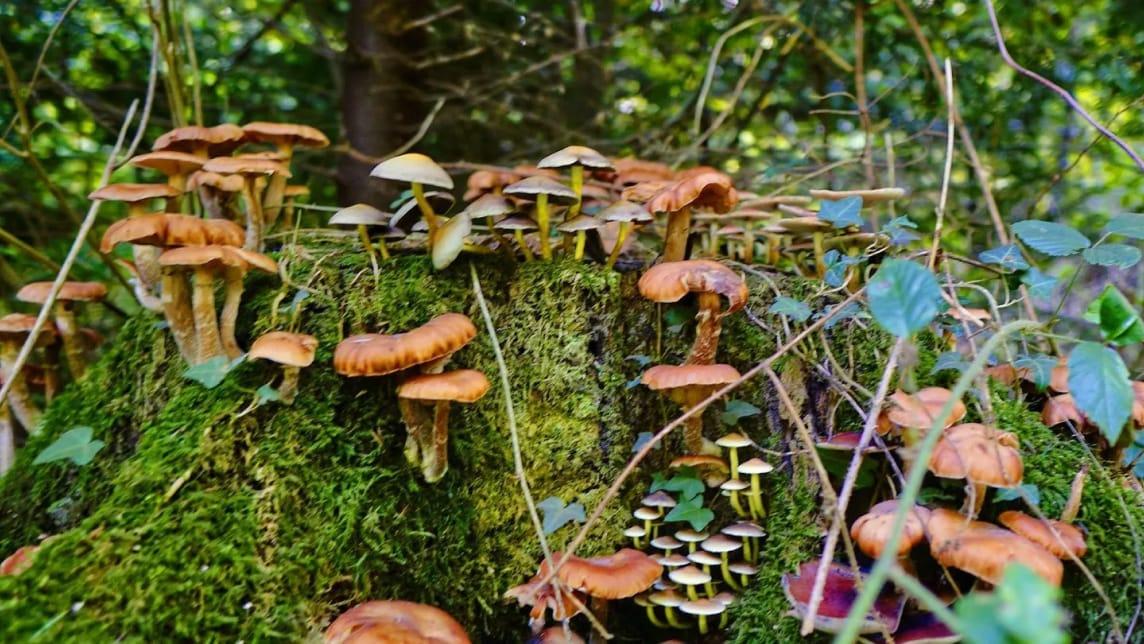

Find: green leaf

[823,250,861,288]
[1102,213,1144,239]
[1084,285,1144,346]
[1124,433,1144,479]
[955,564,1068,644]
[664,496,715,531]
[183,355,245,389]
[818,196,863,228]
[816,447,878,488]
[769,296,812,323]
[537,496,586,535]
[721,399,761,426]
[931,351,969,375]
[1013,354,1057,390]
[1082,243,1142,268]
[256,384,281,406]
[626,354,653,368]
[867,259,942,337]
[994,483,1041,506]
[664,305,693,333]
[979,244,1030,271]
[1068,342,1133,443]
[1020,268,1057,299]
[34,426,105,466]
[882,216,920,246]
[650,470,704,502]
[1012,220,1090,256]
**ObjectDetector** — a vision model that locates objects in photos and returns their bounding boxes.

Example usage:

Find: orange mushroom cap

[879,387,966,435]
[333,313,477,377]
[928,423,1023,488]
[850,500,932,558]
[248,332,318,368]
[101,213,244,251]
[926,508,1063,586]
[128,151,205,177]
[535,549,662,600]
[997,510,1087,559]
[397,369,490,403]
[17,281,107,304]
[646,171,737,214]
[202,156,292,178]
[1042,394,1086,428]
[153,124,245,154]
[89,182,181,203]
[638,260,748,315]
[241,121,329,149]
[324,600,470,644]
[641,363,741,391]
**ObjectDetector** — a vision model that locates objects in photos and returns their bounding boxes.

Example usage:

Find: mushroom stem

[514,230,534,261]
[728,446,741,480]
[133,245,163,293]
[161,270,198,364]
[485,216,512,258]
[729,490,748,518]
[0,402,12,475]
[356,225,380,275]
[377,237,391,260]
[0,345,40,432]
[1060,465,1087,524]
[564,165,584,255]
[684,584,698,601]
[411,182,439,246]
[240,181,264,251]
[536,193,553,260]
[664,606,685,628]
[41,342,61,402]
[398,397,431,468]
[687,292,723,365]
[663,206,693,262]
[605,222,632,269]
[52,302,87,379]
[278,366,300,404]
[644,605,666,629]
[963,481,987,518]
[190,268,225,363]
[812,231,826,278]
[421,400,453,483]
[573,231,587,261]
[682,413,706,456]
[219,267,247,360]
[696,614,709,635]
[262,144,291,225]
[748,474,766,519]
[742,225,755,263]
[720,553,742,591]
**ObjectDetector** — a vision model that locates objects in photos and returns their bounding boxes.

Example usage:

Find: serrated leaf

[1085,285,1144,346]
[256,384,281,405]
[183,355,245,389]
[994,483,1041,506]
[1012,220,1090,256]
[1068,342,1133,443]
[1020,268,1057,299]
[34,426,105,466]
[931,351,969,375]
[955,564,1068,644]
[867,259,942,338]
[1013,354,1058,390]
[769,296,812,323]
[1082,243,1142,268]
[979,244,1030,271]
[721,399,761,426]
[818,196,864,229]
[664,496,715,531]
[1103,213,1144,239]
[537,496,586,535]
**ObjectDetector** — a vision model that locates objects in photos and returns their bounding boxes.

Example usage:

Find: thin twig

[692,15,777,135]
[927,58,956,270]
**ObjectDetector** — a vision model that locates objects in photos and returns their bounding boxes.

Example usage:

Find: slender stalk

[514,230,534,261]
[52,303,88,380]
[0,403,12,474]
[190,269,224,363]
[574,231,587,261]
[0,344,41,432]
[219,268,246,360]
[278,366,300,404]
[536,194,552,260]
[161,271,197,363]
[356,225,380,275]
[240,181,263,251]
[663,207,692,262]
[605,222,631,269]
[422,400,452,483]
[411,182,439,243]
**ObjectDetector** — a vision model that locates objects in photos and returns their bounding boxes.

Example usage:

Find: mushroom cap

[613,158,675,185]
[159,245,277,274]
[641,363,741,391]
[783,559,906,635]
[332,313,477,377]
[638,260,748,314]
[431,213,472,270]
[597,200,652,223]
[323,599,470,644]
[621,180,673,204]
[370,153,453,189]
[687,550,722,566]
[657,553,690,568]
[997,510,1087,559]
[674,529,709,543]
[817,431,879,453]
[283,185,310,198]
[926,508,1063,586]
[633,507,661,521]
[668,564,711,586]
[722,521,765,539]
[493,214,538,231]
[642,491,677,508]
[89,183,181,203]
[556,215,603,233]
[928,423,1023,488]
[881,387,966,435]
[737,457,774,475]
[101,213,245,251]
[128,151,205,177]
[740,194,812,209]
[0,544,39,576]
[1042,394,1085,427]
[850,499,931,558]
[537,549,662,600]
[187,171,245,193]
[715,432,752,448]
[647,172,737,214]
[248,331,318,368]
[153,124,245,154]
[810,187,907,203]
[648,589,685,608]
[330,204,391,227]
[623,525,647,538]
[679,598,725,617]
[460,194,515,219]
[700,534,742,554]
[669,454,729,476]
[0,313,57,343]
[728,562,758,576]
[762,215,833,235]
[463,169,521,201]
[16,281,107,304]
[503,176,578,203]
[720,479,749,492]
[538,145,614,170]
[397,369,490,403]
[202,156,292,178]
[650,535,682,550]
[241,121,329,149]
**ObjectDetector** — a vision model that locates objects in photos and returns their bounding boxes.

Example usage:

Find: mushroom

[878,387,966,445]
[623,525,647,549]
[646,171,738,262]
[642,363,741,455]
[650,534,683,557]
[330,204,392,269]
[280,185,310,229]
[679,598,726,635]
[685,549,722,578]
[700,533,744,590]
[16,281,107,380]
[715,432,753,480]
[537,145,614,228]
[762,214,836,276]
[152,124,245,158]
[216,248,278,359]
[0,544,40,576]
[997,510,1086,559]
[430,212,473,270]
[201,156,291,251]
[128,151,205,211]
[925,507,1063,586]
[737,457,774,519]
[89,182,183,290]
[494,214,539,261]
[782,559,906,634]
[323,599,470,644]
[668,564,714,600]
[674,528,709,555]
[503,176,578,260]
[463,168,521,201]
[850,499,931,559]
[719,478,750,518]
[396,369,490,483]
[248,332,317,404]
[460,194,516,254]
[187,170,245,220]
[556,215,604,261]
[240,122,329,223]
[613,157,674,186]
[722,521,765,564]
[647,589,687,628]
[0,314,55,431]
[1041,394,1086,428]
[633,506,661,540]
[505,573,588,634]
[0,395,12,474]
[729,561,758,588]
[598,200,653,269]
[157,246,240,364]
[370,153,454,251]
[638,260,748,365]
[929,423,1024,516]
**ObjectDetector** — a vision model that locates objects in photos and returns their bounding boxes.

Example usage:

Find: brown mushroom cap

[762,215,833,235]
[642,363,741,391]
[538,145,614,170]
[850,499,932,558]
[810,187,907,203]
[460,194,515,219]
[248,332,318,368]
[880,387,966,435]
[397,369,490,403]
[494,214,539,231]
[929,423,1023,488]
[333,313,477,377]
[370,153,453,189]
[638,260,748,315]
[621,180,673,204]
[241,121,329,149]
[1042,394,1086,427]
[101,213,245,251]
[646,172,737,214]
[463,169,521,201]
[556,215,604,233]
[329,204,391,227]
[538,549,662,600]
[89,183,182,204]
[612,158,675,185]
[503,176,578,203]
[598,200,652,224]
[202,156,292,178]
[158,245,276,273]
[153,124,245,154]
[997,511,1087,559]
[0,313,57,344]
[128,151,205,177]
[16,281,107,304]
[187,171,246,193]
[323,599,470,644]
[926,508,1063,586]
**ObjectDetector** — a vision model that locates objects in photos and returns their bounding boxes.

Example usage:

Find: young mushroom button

[850,499,931,559]
[397,369,490,483]
[248,331,318,405]
[928,423,1024,516]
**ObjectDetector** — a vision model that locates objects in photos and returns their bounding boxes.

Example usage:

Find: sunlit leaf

[650,470,703,502]
[1084,285,1144,346]
[978,244,1030,271]
[537,496,586,535]
[818,196,863,228]
[1012,220,1090,256]
[1082,243,1142,269]
[664,496,714,531]
[1102,213,1144,239]
[882,217,920,246]
[867,259,942,337]
[1067,342,1133,443]
[34,426,105,467]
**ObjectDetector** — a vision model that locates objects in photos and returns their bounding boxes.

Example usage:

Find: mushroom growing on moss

[680,597,727,635]
[783,559,906,634]
[240,121,329,223]
[638,260,748,365]
[646,171,737,262]
[370,153,454,252]
[217,248,278,359]
[248,332,317,405]
[89,182,183,290]
[495,214,539,261]
[537,145,614,226]
[157,246,240,363]
[0,313,55,431]
[16,281,107,380]
[330,204,392,269]
[397,369,490,483]
[333,313,477,378]
[324,599,470,644]
[202,156,291,251]
[556,215,604,262]
[926,507,1063,586]
[929,423,1023,516]
[503,176,578,260]
[997,510,1087,560]
[850,499,931,559]
[599,200,652,269]
[642,363,740,455]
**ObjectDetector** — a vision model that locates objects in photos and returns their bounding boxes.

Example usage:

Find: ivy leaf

[34,426,105,467]
[819,302,864,329]
[1020,268,1057,299]
[769,296,812,323]
[818,196,864,229]
[650,470,704,502]
[955,564,1068,644]
[664,496,715,531]
[256,384,281,406]
[1084,285,1144,347]
[1012,220,1090,256]
[994,483,1041,506]
[1082,243,1142,269]
[183,355,245,389]
[931,351,969,375]
[626,354,653,368]
[721,400,761,426]
[979,244,1030,271]
[1013,354,1058,390]
[1102,213,1144,239]
[867,259,942,338]
[1067,342,1133,443]
[537,496,586,535]
[632,432,660,453]
[823,250,861,288]
[882,216,920,246]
